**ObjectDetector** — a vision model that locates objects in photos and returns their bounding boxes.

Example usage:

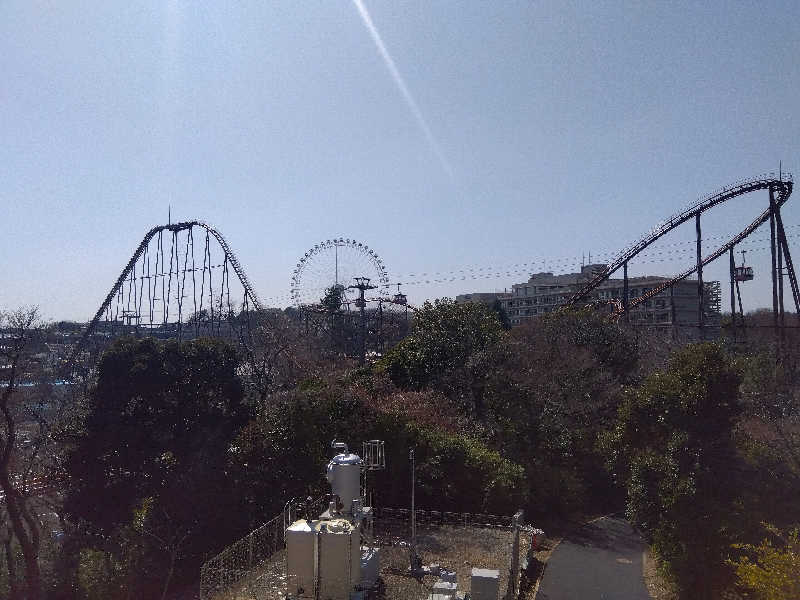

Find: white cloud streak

[351,0,454,180]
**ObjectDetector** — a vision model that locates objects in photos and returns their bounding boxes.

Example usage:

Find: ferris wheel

[290,238,390,309]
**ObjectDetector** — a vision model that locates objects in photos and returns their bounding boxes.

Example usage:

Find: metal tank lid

[329,452,363,466]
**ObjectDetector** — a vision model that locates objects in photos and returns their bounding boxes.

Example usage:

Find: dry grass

[210,550,287,600]
[376,522,529,600]
[517,532,559,600]
[642,549,677,600]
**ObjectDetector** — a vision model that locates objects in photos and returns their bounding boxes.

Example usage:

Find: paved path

[537,516,650,600]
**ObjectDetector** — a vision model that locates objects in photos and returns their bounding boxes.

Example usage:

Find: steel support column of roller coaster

[64,221,262,374]
[566,174,798,322]
[696,212,704,335]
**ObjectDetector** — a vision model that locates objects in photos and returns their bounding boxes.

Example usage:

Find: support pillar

[729,247,736,339]
[670,284,676,340]
[623,261,629,322]
[696,213,704,337]
[775,208,800,315]
[777,210,785,327]
[736,278,745,329]
[769,187,779,332]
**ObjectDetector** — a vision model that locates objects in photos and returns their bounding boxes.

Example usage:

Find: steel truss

[566,173,795,322]
[66,221,262,373]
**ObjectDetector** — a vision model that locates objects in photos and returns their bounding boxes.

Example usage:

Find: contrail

[351,0,454,180]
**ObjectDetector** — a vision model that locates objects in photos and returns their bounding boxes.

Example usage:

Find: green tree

[603,343,743,599]
[64,337,252,598]
[468,308,634,515]
[731,526,800,600]
[321,285,344,313]
[489,299,511,330]
[378,298,504,389]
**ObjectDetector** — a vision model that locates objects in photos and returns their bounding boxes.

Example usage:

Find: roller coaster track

[566,173,795,318]
[65,221,262,373]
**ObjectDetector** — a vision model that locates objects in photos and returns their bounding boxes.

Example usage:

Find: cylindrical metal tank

[326,452,363,514]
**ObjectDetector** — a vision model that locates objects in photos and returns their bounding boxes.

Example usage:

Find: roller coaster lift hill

[566,172,797,335]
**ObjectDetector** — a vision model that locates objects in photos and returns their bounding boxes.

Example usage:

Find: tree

[243,309,327,403]
[0,307,45,600]
[489,299,511,330]
[378,298,505,390]
[603,343,743,599]
[321,285,344,313]
[229,375,528,518]
[731,525,800,600]
[465,308,634,515]
[64,337,252,598]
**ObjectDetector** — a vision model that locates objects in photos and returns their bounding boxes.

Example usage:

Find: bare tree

[0,308,43,600]
[244,310,330,402]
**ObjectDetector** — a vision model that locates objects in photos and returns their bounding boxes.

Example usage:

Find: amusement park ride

[566,171,797,336]
[290,238,412,363]
[64,171,797,374]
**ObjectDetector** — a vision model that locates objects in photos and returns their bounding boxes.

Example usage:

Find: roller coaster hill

[60,220,268,376]
[563,172,797,339]
[61,172,797,376]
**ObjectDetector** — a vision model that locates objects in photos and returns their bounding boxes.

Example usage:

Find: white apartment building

[457,264,721,328]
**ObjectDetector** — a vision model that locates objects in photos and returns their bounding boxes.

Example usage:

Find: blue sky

[2,1,799,321]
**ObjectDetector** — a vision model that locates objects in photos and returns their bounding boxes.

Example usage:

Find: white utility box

[360,546,380,588]
[432,580,457,597]
[317,519,360,600]
[470,567,500,600]
[286,520,316,598]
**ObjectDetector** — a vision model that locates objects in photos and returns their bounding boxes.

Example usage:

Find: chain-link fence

[376,507,514,528]
[199,513,285,600]
[199,496,328,600]
[199,504,529,600]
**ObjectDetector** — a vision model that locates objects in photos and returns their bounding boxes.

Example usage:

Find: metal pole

[729,248,736,339]
[670,284,676,340]
[777,211,785,327]
[696,213,704,337]
[623,261,629,322]
[775,210,800,314]
[769,187,779,332]
[409,448,419,573]
[359,289,366,366]
[736,278,745,328]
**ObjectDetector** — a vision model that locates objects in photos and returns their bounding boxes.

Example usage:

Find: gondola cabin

[734,265,754,281]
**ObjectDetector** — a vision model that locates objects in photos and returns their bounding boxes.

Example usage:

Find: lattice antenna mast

[348,276,377,365]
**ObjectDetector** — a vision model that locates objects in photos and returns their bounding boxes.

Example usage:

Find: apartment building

[457,264,721,328]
